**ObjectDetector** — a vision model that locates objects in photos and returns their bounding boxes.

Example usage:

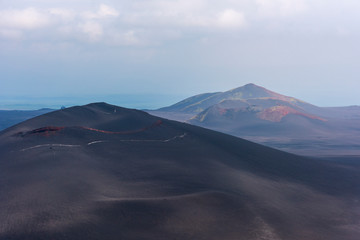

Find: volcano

[155,83,311,114]
[149,84,360,156]
[0,102,359,240]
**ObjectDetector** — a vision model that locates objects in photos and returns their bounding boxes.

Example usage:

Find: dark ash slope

[0,103,359,240]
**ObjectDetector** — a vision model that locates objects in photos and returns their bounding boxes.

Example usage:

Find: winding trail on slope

[20,144,81,152]
[19,133,188,152]
[80,120,163,135]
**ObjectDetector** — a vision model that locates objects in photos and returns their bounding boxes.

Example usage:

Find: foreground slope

[0,103,359,240]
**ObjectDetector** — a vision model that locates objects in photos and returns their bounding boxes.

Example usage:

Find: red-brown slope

[257,105,326,122]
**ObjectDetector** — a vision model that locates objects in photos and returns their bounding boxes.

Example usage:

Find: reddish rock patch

[17,120,163,137]
[217,108,228,115]
[257,106,326,122]
[21,126,65,137]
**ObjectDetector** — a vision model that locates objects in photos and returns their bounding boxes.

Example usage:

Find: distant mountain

[149,84,360,156]
[0,102,359,239]
[158,83,312,114]
[0,108,55,131]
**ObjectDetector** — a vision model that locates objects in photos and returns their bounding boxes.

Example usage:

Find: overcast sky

[1,0,360,108]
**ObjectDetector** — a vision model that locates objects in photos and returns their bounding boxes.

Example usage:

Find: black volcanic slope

[0,103,359,240]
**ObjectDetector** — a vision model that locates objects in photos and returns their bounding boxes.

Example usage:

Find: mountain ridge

[158,83,311,114]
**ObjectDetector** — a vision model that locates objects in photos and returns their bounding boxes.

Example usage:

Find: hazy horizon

[1,81,360,110]
[0,93,186,110]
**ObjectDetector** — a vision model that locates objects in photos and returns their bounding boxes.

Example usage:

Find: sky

[1,0,360,109]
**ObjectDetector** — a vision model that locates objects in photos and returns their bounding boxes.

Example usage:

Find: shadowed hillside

[0,102,359,239]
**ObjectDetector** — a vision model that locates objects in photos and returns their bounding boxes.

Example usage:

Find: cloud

[1,0,351,46]
[0,2,249,44]
[122,31,140,45]
[216,9,246,28]
[82,4,119,19]
[79,22,103,41]
[98,4,119,17]
[108,30,142,46]
[0,8,50,30]
[0,4,121,42]
[78,4,119,41]
[119,1,247,31]
[0,29,23,39]
[49,8,75,21]
[256,0,307,17]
